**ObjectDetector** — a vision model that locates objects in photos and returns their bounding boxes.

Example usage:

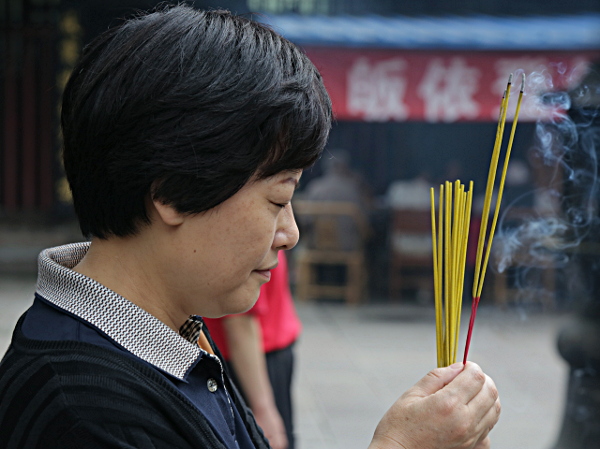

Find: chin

[216,289,261,317]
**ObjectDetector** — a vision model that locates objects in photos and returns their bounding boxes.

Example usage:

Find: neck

[73,236,188,332]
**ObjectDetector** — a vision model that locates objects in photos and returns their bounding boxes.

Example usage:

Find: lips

[253,259,278,281]
[253,269,272,281]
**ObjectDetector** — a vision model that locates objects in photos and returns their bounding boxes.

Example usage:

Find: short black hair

[61,4,332,239]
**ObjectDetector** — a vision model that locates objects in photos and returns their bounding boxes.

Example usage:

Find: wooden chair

[388,209,433,300]
[293,200,370,305]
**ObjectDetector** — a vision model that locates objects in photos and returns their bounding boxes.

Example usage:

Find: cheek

[206,218,273,272]
[234,229,274,265]
[235,209,278,245]
[191,203,278,272]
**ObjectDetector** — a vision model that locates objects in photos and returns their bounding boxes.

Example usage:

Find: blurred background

[2,0,600,448]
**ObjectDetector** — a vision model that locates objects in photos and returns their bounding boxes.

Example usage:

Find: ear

[152,199,185,227]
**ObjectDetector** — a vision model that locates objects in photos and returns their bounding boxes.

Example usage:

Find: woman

[0,5,500,449]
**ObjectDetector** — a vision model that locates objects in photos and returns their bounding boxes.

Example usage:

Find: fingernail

[450,362,463,369]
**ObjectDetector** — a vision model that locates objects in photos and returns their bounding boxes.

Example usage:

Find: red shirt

[204,252,302,359]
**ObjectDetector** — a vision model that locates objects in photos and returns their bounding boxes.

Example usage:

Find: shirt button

[207,378,218,393]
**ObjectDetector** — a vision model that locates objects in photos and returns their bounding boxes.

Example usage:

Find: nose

[274,204,299,251]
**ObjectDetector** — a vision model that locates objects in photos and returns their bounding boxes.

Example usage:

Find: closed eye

[272,202,289,209]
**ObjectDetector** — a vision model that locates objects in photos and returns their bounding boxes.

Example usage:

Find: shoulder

[0,333,182,410]
[0,336,220,449]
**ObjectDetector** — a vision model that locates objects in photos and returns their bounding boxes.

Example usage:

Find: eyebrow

[281,176,300,190]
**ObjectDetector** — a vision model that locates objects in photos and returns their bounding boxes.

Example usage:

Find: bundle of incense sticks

[431,180,473,367]
[431,73,525,368]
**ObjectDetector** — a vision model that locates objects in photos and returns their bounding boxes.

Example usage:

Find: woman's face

[164,170,301,318]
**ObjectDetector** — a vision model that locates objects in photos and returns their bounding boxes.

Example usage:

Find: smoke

[492,61,600,309]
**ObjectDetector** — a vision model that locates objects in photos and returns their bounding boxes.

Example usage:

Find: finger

[466,392,500,448]
[472,436,491,449]
[466,374,500,420]
[440,361,488,405]
[409,362,464,398]
[476,393,501,435]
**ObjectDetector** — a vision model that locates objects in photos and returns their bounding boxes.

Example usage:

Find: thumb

[409,363,464,398]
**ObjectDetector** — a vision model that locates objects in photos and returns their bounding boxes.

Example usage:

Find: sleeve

[0,349,216,449]
[1,384,199,449]
[51,419,195,449]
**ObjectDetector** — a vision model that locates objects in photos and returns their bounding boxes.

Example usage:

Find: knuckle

[495,398,502,417]
[466,361,481,371]
[438,395,461,416]
[427,367,445,381]
[478,436,491,449]
[453,420,471,439]
[485,376,500,403]
[470,368,486,384]
[487,381,499,400]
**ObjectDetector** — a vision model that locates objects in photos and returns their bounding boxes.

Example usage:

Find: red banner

[304,48,600,122]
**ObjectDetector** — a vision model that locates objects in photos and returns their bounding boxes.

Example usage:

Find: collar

[179,315,204,344]
[36,242,204,380]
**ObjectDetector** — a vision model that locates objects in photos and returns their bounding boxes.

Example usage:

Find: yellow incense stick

[463,73,525,364]
[431,180,473,367]
[476,74,526,298]
[432,73,525,367]
[472,75,512,298]
[448,181,462,361]
[444,181,451,365]
[437,185,444,365]
[454,182,473,362]
[431,187,443,368]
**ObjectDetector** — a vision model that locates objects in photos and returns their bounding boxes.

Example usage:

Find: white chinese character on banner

[347,57,409,121]
[417,58,480,123]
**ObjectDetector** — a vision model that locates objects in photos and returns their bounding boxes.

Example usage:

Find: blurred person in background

[204,252,300,449]
[0,4,500,449]
[305,149,373,212]
[386,169,432,210]
[302,149,372,249]
[300,149,372,287]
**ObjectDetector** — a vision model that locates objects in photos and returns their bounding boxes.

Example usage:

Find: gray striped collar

[36,242,203,380]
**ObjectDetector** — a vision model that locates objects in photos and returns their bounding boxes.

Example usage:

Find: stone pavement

[0,275,568,449]
[292,300,568,449]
